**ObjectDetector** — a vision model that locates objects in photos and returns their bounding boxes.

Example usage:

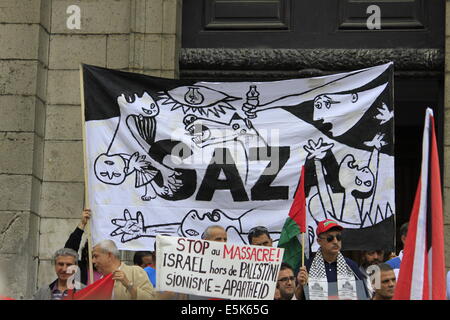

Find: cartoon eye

[364,180,372,187]
[113,173,122,177]
[232,124,240,130]
[185,229,199,237]
[105,160,115,165]
[162,85,238,118]
[314,101,322,109]
[150,103,156,109]
[355,177,362,186]
[100,172,108,177]
[325,101,331,109]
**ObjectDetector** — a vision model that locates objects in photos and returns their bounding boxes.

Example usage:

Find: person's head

[372,263,396,300]
[400,222,409,246]
[201,225,227,242]
[53,248,78,283]
[248,226,273,247]
[133,251,153,268]
[277,263,296,300]
[316,219,343,257]
[92,240,121,275]
[361,250,385,268]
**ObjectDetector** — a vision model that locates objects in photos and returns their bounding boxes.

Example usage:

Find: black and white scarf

[308,249,357,300]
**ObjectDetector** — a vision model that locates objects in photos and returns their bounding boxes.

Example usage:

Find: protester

[386,222,408,279]
[296,219,369,300]
[201,225,227,242]
[189,226,228,300]
[92,240,156,300]
[248,226,273,247]
[276,263,297,300]
[64,208,102,284]
[133,251,153,268]
[371,263,396,300]
[359,249,385,298]
[33,248,84,300]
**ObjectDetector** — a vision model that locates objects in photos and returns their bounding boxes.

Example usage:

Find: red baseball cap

[316,219,343,236]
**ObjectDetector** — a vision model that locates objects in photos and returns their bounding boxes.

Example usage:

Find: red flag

[64,273,114,300]
[288,165,306,233]
[393,108,446,300]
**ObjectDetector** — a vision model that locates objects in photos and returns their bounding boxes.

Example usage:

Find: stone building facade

[0,0,181,299]
[0,0,448,299]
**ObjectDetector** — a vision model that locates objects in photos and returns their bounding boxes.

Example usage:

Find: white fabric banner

[82,62,395,252]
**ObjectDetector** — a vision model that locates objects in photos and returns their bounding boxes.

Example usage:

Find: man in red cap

[296,219,368,300]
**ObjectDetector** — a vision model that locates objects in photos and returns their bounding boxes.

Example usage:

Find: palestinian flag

[278,165,306,273]
[64,273,114,300]
[393,108,446,300]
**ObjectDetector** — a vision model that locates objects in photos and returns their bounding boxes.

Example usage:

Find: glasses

[319,234,342,242]
[278,276,295,283]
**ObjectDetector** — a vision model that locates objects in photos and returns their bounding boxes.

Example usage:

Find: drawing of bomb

[99,92,183,199]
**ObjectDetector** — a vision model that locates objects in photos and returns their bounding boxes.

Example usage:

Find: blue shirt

[386,256,401,269]
[144,266,156,287]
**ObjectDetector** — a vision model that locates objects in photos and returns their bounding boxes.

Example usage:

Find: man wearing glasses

[275,263,297,300]
[296,219,368,300]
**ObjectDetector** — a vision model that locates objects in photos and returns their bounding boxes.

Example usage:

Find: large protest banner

[155,235,283,300]
[82,62,395,252]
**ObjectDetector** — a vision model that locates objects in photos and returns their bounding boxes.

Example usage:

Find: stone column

[0,0,182,298]
[36,0,132,289]
[129,0,182,78]
[0,0,45,299]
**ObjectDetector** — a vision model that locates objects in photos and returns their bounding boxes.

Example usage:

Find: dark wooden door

[181,0,445,253]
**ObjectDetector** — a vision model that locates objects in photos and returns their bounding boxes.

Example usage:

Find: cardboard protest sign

[155,235,284,300]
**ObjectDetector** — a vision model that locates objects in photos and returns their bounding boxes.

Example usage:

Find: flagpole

[301,232,305,267]
[79,64,94,285]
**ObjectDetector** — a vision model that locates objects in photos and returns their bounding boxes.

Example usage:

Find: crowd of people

[30,208,446,300]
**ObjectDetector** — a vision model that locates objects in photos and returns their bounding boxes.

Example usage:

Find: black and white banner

[82,63,395,252]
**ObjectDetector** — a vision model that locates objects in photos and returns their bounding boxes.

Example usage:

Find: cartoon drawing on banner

[110,208,280,244]
[303,132,393,229]
[243,83,388,137]
[84,63,395,251]
[183,112,268,183]
[94,92,183,200]
[159,85,239,117]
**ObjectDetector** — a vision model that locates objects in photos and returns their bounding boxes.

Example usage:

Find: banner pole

[79,64,94,285]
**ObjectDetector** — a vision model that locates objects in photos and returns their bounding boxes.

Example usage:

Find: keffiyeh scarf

[308,249,357,300]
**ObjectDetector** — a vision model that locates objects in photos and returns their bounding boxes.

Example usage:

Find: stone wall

[0,0,182,299]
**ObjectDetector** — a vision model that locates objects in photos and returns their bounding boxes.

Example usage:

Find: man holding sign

[297,219,369,300]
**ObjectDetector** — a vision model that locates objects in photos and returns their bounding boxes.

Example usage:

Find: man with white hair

[92,240,156,300]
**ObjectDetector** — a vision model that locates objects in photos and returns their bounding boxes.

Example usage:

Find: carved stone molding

[180,48,443,79]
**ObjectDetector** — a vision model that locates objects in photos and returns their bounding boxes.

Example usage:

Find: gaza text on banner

[81,62,395,252]
[155,235,283,300]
